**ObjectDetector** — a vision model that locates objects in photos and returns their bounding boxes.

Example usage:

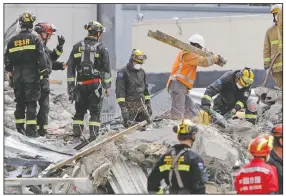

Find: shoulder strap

[80,41,101,64]
[168,148,190,188]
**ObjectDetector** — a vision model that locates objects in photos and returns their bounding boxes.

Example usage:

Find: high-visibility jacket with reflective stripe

[167,51,198,90]
[235,158,278,194]
[147,144,206,194]
[263,24,282,72]
[4,30,48,73]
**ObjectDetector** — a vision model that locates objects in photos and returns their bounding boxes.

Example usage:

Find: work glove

[53,61,65,70]
[57,35,65,47]
[146,103,153,116]
[121,107,130,128]
[217,55,226,65]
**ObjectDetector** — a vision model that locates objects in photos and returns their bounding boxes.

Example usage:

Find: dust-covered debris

[4,83,283,194]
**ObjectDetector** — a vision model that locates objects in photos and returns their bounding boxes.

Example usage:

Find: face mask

[134,64,142,70]
[236,82,244,89]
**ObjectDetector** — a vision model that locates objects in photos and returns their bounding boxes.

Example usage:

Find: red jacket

[235,158,278,194]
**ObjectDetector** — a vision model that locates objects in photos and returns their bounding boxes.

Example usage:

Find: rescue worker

[167,34,225,120]
[148,119,207,194]
[235,135,278,194]
[200,67,257,125]
[116,49,152,131]
[264,4,283,88]
[34,22,66,136]
[267,124,283,194]
[4,12,48,137]
[67,21,111,142]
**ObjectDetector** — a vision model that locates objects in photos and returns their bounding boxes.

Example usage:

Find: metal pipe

[137,4,141,21]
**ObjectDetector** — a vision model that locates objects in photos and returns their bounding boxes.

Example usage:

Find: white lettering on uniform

[249,177,255,184]
[254,176,261,184]
[242,177,250,185]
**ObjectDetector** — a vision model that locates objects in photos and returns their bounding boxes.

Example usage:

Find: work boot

[38,125,47,137]
[16,128,26,135]
[26,125,39,138]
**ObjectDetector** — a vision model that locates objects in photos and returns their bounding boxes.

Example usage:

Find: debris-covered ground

[4,82,282,194]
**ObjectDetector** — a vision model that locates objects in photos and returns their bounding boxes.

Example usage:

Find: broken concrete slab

[255,86,282,105]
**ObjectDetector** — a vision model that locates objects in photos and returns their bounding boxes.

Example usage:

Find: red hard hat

[34,22,56,35]
[272,124,282,137]
[248,135,273,157]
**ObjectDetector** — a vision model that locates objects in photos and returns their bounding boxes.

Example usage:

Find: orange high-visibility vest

[167,51,198,90]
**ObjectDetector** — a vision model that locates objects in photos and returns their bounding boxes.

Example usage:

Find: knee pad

[246,98,257,113]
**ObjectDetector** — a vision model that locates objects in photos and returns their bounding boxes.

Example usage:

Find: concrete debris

[255,86,282,105]
[4,84,283,194]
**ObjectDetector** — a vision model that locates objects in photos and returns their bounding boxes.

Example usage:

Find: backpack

[78,41,101,80]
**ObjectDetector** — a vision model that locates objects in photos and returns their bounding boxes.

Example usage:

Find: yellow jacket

[263,24,282,72]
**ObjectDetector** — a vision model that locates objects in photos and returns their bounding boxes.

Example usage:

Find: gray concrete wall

[116,4,270,70]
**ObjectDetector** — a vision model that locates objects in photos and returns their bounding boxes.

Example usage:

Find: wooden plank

[147,30,227,67]
[49,80,62,85]
[45,121,147,174]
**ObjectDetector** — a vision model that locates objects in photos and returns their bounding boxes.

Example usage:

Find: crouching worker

[199,67,257,125]
[147,119,206,194]
[235,135,278,194]
[116,49,152,131]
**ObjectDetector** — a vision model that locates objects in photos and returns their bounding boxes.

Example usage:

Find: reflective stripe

[37,125,39,129]
[264,57,271,62]
[238,167,270,175]
[73,120,84,125]
[16,119,25,123]
[89,121,101,126]
[67,77,75,82]
[273,62,282,69]
[9,45,36,53]
[117,98,125,102]
[170,73,194,85]
[95,53,99,58]
[55,48,62,56]
[159,164,190,172]
[37,125,48,129]
[74,53,81,58]
[245,114,257,119]
[40,69,47,73]
[104,78,112,83]
[26,120,37,125]
[270,40,279,45]
[145,95,151,100]
[257,139,268,151]
[236,101,244,108]
[202,94,212,101]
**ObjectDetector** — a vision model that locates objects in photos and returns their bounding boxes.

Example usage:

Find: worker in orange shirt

[166,34,225,120]
[235,135,279,194]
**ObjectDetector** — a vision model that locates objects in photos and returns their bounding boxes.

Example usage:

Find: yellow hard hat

[131,49,147,64]
[238,67,255,87]
[271,4,282,14]
[173,119,198,140]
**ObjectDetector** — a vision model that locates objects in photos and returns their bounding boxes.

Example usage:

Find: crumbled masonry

[4,83,282,194]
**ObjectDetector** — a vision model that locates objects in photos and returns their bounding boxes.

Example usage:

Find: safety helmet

[188,34,205,48]
[248,135,274,157]
[237,67,255,87]
[84,21,105,35]
[271,124,282,137]
[131,49,147,64]
[173,119,198,140]
[271,4,282,14]
[34,22,57,35]
[18,12,36,29]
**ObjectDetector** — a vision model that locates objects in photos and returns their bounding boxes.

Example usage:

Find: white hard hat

[188,34,205,48]
[271,4,282,14]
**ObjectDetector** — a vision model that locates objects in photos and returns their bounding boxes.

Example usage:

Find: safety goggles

[134,55,147,63]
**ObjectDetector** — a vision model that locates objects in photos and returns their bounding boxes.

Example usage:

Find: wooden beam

[147,30,227,67]
[45,121,147,173]
[49,79,63,85]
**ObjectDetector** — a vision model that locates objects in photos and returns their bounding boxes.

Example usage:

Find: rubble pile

[4,83,283,194]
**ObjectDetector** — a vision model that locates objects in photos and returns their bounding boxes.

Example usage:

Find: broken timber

[45,121,147,174]
[49,79,63,85]
[147,30,227,67]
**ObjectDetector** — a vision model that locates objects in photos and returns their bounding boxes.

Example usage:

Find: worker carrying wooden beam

[166,34,225,120]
